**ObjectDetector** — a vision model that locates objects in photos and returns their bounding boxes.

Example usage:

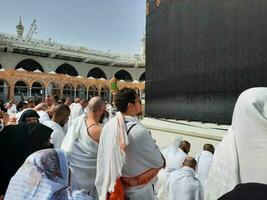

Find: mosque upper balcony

[0,32,145,68]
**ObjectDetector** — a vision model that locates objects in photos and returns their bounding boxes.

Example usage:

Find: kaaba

[146,0,267,124]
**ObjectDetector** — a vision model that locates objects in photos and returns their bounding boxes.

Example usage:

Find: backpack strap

[125,121,137,135]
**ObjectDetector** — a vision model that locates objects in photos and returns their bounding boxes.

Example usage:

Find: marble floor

[141,117,228,156]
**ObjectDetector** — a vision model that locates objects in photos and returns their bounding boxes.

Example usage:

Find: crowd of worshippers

[0,87,267,200]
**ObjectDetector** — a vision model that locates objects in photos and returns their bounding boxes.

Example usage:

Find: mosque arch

[87,67,107,79]
[47,82,60,96]
[15,59,44,72]
[63,83,75,98]
[76,84,87,99]
[139,72,145,82]
[88,85,98,99]
[14,80,29,99]
[114,70,133,81]
[56,63,78,76]
[31,81,45,98]
[0,79,9,100]
[100,86,110,102]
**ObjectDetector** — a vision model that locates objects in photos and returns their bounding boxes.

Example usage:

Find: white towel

[95,112,128,200]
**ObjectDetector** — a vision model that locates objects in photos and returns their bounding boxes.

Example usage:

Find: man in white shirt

[167,157,203,200]
[43,104,70,148]
[195,144,214,186]
[96,88,165,200]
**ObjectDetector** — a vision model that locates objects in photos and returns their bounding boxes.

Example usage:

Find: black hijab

[18,109,40,123]
[218,183,267,200]
[0,123,53,195]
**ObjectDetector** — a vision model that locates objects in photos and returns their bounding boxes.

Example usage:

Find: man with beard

[61,96,106,200]
[43,104,70,148]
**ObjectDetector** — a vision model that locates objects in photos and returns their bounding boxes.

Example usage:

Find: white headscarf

[4,149,93,200]
[205,87,267,199]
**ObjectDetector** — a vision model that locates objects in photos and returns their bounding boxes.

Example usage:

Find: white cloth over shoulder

[205,87,267,200]
[155,148,187,200]
[37,110,50,123]
[161,137,181,158]
[95,112,129,200]
[61,114,99,199]
[195,151,213,186]
[165,148,187,171]
[43,120,66,148]
[69,103,84,127]
[96,113,164,200]
[167,166,203,200]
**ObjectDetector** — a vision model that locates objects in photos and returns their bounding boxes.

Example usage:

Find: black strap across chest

[125,121,137,135]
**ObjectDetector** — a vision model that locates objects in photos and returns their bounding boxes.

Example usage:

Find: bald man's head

[179,140,191,154]
[203,144,215,154]
[87,97,105,113]
[183,156,197,170]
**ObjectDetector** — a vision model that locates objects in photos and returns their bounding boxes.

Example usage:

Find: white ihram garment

[168,166,203,200]
[96,114,164,200]
[69,103,84,127]
[156,145,186,200]
[161,137,181,158]
[195,151,213,187]
[61,114,99,199]
[37,110,50,123]
[205,88,267,200]
[43,120,66,148]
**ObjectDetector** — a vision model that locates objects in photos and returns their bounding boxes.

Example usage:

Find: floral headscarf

[4,149,93,200]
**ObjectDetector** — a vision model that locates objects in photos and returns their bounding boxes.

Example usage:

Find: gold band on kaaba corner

[155,0,161,8]
[146,1,150,16]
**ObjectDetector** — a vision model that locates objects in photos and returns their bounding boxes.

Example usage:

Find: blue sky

[0,0,146,54]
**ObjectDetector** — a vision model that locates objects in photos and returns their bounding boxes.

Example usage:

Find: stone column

[86,89,89,100]
[29,87,32,97]
[45,88,48,97]
[74,88,77,99]
[9,84,15,99]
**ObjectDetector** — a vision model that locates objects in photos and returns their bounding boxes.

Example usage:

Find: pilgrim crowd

[0,87,266,200]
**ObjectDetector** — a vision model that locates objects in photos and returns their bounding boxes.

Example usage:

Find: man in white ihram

[69,99,88,122]
[96,88,165,200]
[61,96,106,199]
[167,157,203,200]
[43,104,70,148]
[156,140,191,200]
[195,144,214,187]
